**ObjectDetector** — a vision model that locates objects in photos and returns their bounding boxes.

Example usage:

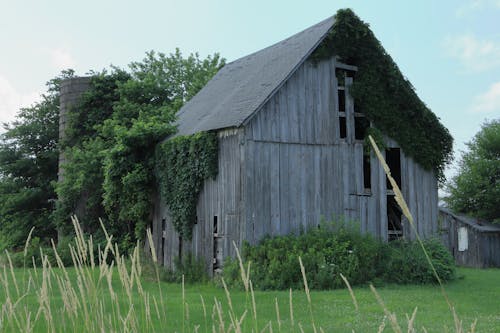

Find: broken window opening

[213,215,222,273]
[387,195,403,241]
[363,154,371,191]
[161,218,166,261]
[355,115,370,140]
[385,148,401,190]
[338,89,346,112]
[178,236,183,261]
[339,115,347,139]
[336,68,346,86]
[213,215,218,235]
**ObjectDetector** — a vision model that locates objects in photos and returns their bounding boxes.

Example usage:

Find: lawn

[0,260,498,332]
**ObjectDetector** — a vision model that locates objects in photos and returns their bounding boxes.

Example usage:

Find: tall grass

[0,136,479,332]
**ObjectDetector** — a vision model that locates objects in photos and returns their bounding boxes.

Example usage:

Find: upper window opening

[355,116,370,140]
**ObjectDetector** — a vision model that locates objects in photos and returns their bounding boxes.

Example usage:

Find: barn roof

[176,16,334,136]
[440,208,500,233]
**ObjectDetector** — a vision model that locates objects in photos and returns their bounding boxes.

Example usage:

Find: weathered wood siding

[439,208,500,268]
[244,57,438,241]
[153,129,245,273]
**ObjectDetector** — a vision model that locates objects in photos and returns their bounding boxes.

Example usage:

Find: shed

[439,207,500,268]
[153,11,446,273]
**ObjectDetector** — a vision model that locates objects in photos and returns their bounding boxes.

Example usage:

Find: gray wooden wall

[244,57,438,241]
[153,129,245,273]
[439,209,500,268]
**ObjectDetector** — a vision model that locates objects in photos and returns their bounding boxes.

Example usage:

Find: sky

[0,0,499,181]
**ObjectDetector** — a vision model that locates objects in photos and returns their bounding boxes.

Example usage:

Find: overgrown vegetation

[155,132,218,239]
[446,119,500,223]
[313,9,453,181]
[0,70,74,251]
[223,224,456,290]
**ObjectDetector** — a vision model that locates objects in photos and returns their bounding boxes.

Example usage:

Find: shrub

[223,224,455,290]
[385,238,456,284]
[224,223,391,290]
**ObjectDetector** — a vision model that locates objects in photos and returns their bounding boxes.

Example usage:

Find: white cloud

[0,75,40,129]
[471,81,500,114]
[48,47,76,71]
[456,0,500,17]
[444,34,500,72]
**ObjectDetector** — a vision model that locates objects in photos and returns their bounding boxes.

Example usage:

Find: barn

[152,10,451,273]
[439,208,500,268]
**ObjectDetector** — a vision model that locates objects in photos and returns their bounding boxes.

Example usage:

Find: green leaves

[312,9,453,181]
[155,132,218,240]
[446,120,500,222]
[55,50,224,250]
[0,70,74,249]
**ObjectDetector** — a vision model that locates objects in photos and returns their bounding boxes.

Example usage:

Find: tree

[55,50,224,250]
[0,70,74,249]
[446,119,500,223]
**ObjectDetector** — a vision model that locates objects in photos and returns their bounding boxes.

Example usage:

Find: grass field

[1,258,498,333]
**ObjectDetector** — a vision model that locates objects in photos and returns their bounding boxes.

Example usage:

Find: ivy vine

[312,9,453,181]
[155,131,218,240]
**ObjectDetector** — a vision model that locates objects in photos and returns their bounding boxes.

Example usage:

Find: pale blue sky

[0,0,499,180]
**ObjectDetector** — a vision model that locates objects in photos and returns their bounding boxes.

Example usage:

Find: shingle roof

[175,16,334,136]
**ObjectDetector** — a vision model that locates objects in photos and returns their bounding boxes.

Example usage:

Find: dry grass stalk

[370,284,402,333]
[274,297,281,333]
[340,272,358,311]
[298,256,317,333]
[289,288,295,331]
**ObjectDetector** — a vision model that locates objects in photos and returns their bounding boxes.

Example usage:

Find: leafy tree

[55,50,224,250]
[446,119,500,222]
[101,50,224,244]
[0,70,74,249]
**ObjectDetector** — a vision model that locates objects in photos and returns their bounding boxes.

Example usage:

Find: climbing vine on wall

[312,9,453,181]
[155,131,218,240]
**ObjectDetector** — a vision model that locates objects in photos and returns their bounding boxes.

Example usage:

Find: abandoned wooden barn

[439,208,500,268]
[153,12,446,273]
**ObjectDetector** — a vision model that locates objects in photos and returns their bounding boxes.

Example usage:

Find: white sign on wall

[458,227,468,252]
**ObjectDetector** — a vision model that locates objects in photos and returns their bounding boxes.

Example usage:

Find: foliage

[54,70,130,236]
[385,238,456,284]
[155,132,218,239]
[445,119,500,222]
[55,50,224,249]
[223,222,389,290]
[223,222,455,290]
[312,9,453,181]
[0,70,74,249]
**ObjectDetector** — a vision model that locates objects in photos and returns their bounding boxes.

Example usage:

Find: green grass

[0,263,498,332]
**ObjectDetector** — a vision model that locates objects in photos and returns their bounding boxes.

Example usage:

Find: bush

[223,224,455,290]
[224,223,390,290]
[385,238,456,284]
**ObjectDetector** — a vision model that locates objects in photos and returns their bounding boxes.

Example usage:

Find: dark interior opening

[355,116,370,140]
[387,195,403,241]
[338,90,345,112]
[385,148,401,190]
[213,215,218,235]
[339,116,347,139]
[363,154,371,190]
[161,218,166,260]
[335,68,346,86]
[178,236,183,260]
